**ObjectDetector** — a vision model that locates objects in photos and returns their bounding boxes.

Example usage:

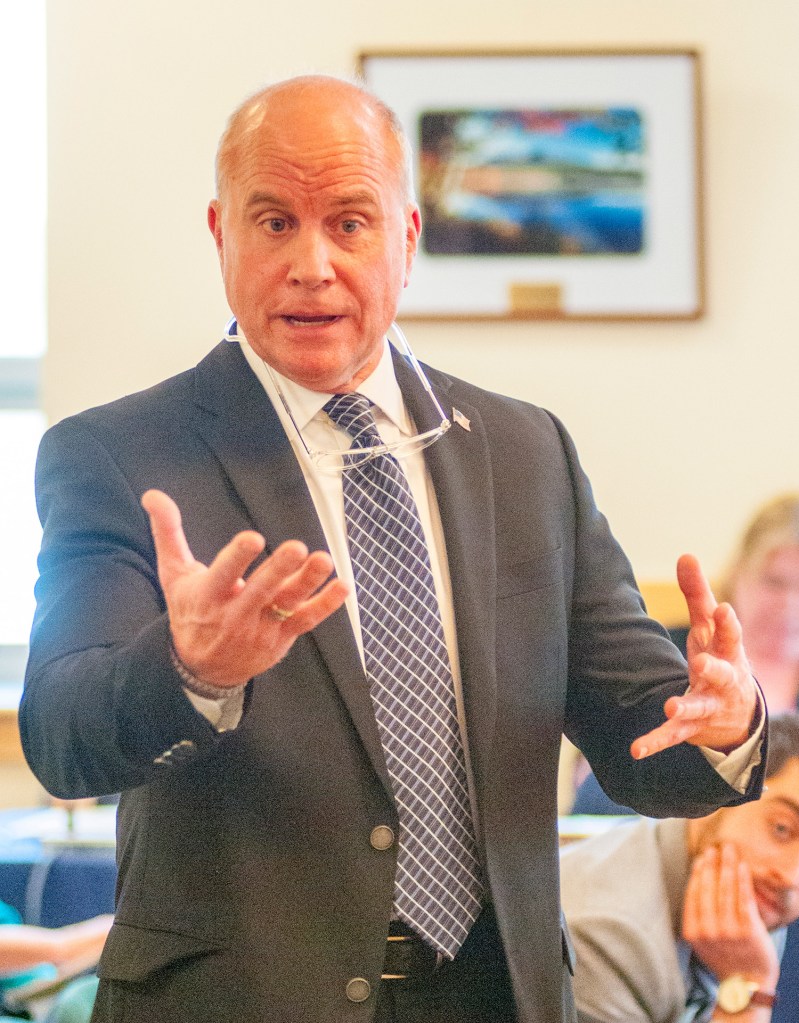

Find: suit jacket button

[370,825,395,851]
[346,978,371,1003]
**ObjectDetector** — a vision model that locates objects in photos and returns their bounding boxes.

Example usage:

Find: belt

[381,921,445,981]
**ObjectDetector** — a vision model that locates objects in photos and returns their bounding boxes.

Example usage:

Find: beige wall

[45,0,799,584]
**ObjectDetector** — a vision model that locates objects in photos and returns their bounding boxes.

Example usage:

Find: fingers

[143,488,267,598]
[714,846,744,936]
[275,575,350,635]
[203,531,269,601]
[631,716,701,760]
[142,490,334,614]
[631,687,721,758]
[683,846,733,942]
[257,551,349,636]
[678,557,746,689]
[142,489,195,586]
[236,545,334,615]
[683,846,735,941]
[709,602,744,662]
[677,553,718,627]
[734,857,760,929]
[678,554,720,658]
[684,845,757,939]
[197,549,347,685]
[663,556,754,755]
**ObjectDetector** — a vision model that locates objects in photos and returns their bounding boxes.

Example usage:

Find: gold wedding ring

[269,604,295,622]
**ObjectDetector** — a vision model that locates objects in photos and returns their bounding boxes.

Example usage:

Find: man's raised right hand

[141,489,349,688]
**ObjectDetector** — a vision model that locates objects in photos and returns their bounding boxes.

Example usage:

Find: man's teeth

[287,315,336,323]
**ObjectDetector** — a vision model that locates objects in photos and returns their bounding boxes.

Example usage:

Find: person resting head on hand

[561,712,799,1023]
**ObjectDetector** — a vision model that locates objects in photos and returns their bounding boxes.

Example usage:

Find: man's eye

[771,818,798,842]
[265,218,287,233]
[341,220,360,234]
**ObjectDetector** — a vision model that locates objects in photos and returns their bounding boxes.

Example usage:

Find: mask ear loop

[221,317,450,473]
[386,321,451,430]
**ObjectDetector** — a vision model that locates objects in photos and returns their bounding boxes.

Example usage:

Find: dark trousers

[373,906,518,1023]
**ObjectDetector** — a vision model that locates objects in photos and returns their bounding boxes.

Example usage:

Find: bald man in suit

[20,76,766,1023]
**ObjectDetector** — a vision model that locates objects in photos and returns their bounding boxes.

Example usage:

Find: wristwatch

[716,975,778,1013]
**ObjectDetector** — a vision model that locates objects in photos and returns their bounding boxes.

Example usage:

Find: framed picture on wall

[358,49,704,321]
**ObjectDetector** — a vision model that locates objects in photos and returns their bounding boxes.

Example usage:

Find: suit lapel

[191,342,324,550]
[188,341,392,794]
[394,356,498,802]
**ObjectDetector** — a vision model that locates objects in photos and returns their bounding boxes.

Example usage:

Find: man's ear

[404,205,422,287]
[208,201,224,266]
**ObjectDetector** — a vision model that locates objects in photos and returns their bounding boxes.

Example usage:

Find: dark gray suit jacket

[19,340,765,1022]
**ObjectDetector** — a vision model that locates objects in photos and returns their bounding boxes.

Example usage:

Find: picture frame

[358,49,704,321]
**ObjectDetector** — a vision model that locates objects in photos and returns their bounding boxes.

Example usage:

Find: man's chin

[273,353,369,394]
[281,346,383,393]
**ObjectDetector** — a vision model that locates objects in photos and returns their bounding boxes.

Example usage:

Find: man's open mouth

[284,315,340,325]
[753,882,787,920]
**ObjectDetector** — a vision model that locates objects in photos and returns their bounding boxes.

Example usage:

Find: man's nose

[287,229,335,288]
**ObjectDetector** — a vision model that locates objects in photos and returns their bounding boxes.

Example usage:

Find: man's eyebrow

[770,795,799,819]
[328,191,380,209]
[244,190,380,211]
[245,192,286,210]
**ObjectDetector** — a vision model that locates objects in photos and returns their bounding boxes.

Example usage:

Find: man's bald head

[214,75,414,206]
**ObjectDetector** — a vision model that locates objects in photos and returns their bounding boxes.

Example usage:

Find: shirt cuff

[184,686,245,732]
[699,686,766,794]
[170,642,246,732]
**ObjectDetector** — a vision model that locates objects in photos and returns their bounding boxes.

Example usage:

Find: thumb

[677,553,718,628]
[141,489,196,589]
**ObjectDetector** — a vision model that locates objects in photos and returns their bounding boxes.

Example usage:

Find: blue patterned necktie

[323,392,484,959]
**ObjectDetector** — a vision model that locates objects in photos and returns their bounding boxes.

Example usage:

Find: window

[0,3,46,698]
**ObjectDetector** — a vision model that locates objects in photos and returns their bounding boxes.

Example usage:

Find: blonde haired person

[716,494,799,713]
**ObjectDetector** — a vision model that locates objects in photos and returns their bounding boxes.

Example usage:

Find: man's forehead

[710,757,799,833]
[242,84,384,146]
[236,116,393,174]
[228,130,400,209]
[764,756,799,801]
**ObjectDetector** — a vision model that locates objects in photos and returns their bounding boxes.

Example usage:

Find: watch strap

[750,989,778,1009]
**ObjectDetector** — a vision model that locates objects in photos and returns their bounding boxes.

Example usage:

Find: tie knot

[323,393,381,449]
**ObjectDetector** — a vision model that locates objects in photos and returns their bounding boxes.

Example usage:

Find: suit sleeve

[19,417,227,798]
[550,413,765,816]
